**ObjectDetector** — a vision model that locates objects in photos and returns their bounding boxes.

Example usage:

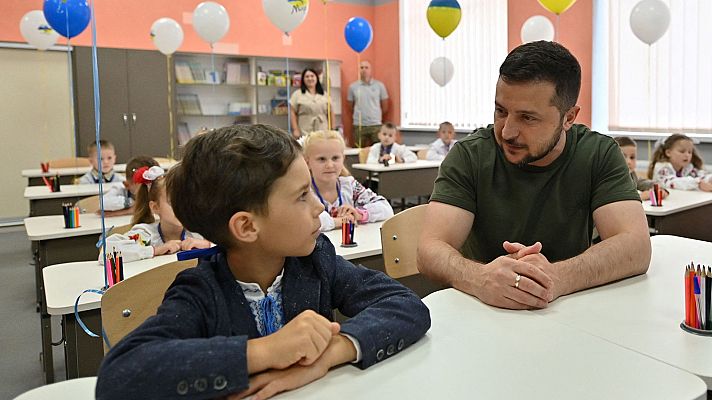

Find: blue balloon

[344,17,373,53]
[43,0,91,39]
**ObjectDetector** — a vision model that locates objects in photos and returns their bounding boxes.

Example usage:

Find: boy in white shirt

[78,140,125,185]
[426,121,457,161]
[366,122,417,165]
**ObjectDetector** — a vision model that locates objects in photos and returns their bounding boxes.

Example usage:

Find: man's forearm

[552,231,651,298]
[417,238,483,295]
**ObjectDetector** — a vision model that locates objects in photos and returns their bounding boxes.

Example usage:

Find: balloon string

[166,55,175,159]
[323,1,332,130]
[89,0,109,289]
[356,52,362,148]
[555,14,560,42]
[286,52,292,136]
[210,45,216,128]
[64,5,78,165]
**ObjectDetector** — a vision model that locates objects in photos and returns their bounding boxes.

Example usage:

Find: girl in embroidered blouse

[303,130,394,231]
[648,134,712,191]
[102,166,211,263]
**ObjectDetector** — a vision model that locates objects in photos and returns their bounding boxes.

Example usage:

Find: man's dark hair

[167,124,300,248]
[499,41,581,114]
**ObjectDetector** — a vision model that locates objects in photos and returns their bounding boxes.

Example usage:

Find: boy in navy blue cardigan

[96,124,431,400]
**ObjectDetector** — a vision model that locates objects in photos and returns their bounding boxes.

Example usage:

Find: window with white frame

[609,0,712,134]
[399,0,507,130]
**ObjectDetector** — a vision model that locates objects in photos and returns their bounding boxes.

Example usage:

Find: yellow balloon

[427,6,462,39]
[537,0,577,15]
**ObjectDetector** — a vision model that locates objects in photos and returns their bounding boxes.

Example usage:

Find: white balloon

[520,15,555,43]
[151,18,184,55]
[263,0,309,34]
[193,2,230,44]
[630,0,670,45]
[430,57,454,87]
[20,10,59,51]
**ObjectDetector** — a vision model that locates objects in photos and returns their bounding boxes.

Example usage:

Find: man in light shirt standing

[348,61,389,147]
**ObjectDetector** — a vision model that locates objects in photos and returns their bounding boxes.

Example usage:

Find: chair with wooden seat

[380,204,446,297]
[48,157,91,168]
[100,259,198,352]
[358,146,371,163]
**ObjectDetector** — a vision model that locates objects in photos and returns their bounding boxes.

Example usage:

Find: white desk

[287,289,706,399]
[534,235,712,389]
[351,160,441,200]
[24,183,124,217]
[42,255,178,381]
[323,221,384,267]
[642,189,712,241]
[25,213,131,384]
[14,377,96,400]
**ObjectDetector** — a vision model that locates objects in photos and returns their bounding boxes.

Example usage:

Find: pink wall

[508,0,593,126]
[3,0,593,138]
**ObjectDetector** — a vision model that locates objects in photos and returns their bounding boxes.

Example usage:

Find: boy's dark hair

[614,136,636,148]
[499,41,581,115]
[125,156,159,182]
[299,68,324,95]
[381,122,397,131]
[167,124,301,248]
[87,139,114,154]
[439,121,454,130]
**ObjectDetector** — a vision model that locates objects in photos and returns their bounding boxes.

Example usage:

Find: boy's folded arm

[326,252,431,369]
[96,271,250,400]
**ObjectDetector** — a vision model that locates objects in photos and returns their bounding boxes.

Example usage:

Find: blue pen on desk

[177,246,221,261]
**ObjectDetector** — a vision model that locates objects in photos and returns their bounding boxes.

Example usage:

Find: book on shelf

[177,93,203,115]
[225,62,249,84]
[177,122,192,145]
[189,62,205,83]
[175,62,194,83]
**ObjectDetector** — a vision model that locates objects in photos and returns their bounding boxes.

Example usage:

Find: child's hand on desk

[246,310,339,373]
[336,205,362,223]
[379,154,392,163]
[699,180,712,192]
[395,155,404,163]
[153,240,181,255]
[180,237,211,251]
[234,335,356,400]
[332,214,355,227]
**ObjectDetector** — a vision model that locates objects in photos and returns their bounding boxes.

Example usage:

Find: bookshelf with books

[171,53,341,144]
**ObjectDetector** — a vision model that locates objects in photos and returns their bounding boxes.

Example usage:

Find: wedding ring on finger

[514,274,521,289]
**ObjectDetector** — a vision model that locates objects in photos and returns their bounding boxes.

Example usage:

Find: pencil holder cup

[340,221,357,248]
[681,263,712,336]
[62,204,80,229]
[649,183,663,207]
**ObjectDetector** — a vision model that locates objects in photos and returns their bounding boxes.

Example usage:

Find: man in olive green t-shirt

[417,41,651,310]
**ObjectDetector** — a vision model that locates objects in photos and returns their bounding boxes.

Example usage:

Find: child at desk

[303,130,393,231]
[101,166,210,263]
[96,124,430,400]
[366,122,417,165]
[614,136,667,201]
[648,134,712,191]
[426,121,457,161]
[78,140,125,184]
[100,155,158,216]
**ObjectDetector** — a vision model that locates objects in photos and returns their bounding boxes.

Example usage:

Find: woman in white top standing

[289,68,334,139]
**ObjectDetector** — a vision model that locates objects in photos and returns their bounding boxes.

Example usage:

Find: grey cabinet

[73,47,170,162]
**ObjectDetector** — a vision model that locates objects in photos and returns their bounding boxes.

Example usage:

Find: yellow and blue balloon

[537,0,577,15]
[426,0,461,39]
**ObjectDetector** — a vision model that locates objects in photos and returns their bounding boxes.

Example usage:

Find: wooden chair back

[358,147,371,163]
[48,157,91,168]
[100,259,197,353]
[74,195,100,214]
[380,204,428,279]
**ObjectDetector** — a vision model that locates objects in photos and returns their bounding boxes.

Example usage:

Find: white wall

[0,47,74,220]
